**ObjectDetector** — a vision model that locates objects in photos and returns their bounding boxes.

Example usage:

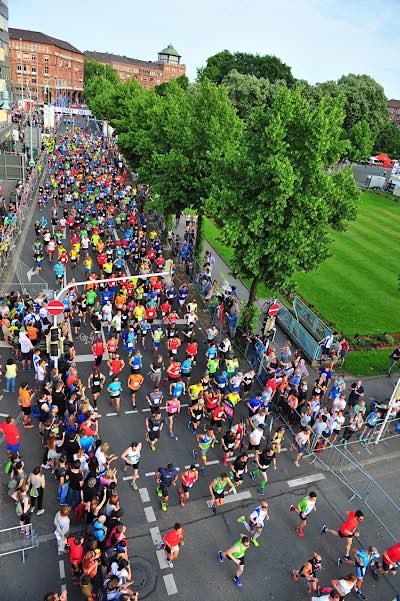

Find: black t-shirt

[233,457,247,475]
[390,348,400,361]
[52,390,66,414]
[259,451,275,469]
[55,465,67,483]
[82,480,100,502]
[64,438,80,462]
[148,416,161,432]
[67,469,82,491]
[223,432,236,449]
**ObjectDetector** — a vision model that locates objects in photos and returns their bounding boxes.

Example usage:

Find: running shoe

[249,471,257,481]
[169,432,175,438]
[237,515,246,523]
[200,467,205,477]
[192,449,197,460]
[289,504,296,512]
[150,445,156,452]
[355,591,367,600]
[233,576,243,588]
[251,537,259,547]
[156,487,163,497]
[337,558,343,567]
[168,560,174,569]
[292,569,299,581]
[218,551,224,563]
[131,481,138,490]
[320,524,328,534]
[258,488,265,496]
[161,502,168,512]
[296,527,304,538]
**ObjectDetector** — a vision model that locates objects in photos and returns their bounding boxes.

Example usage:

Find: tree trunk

[248,277,259,306]
[194,212,203,263]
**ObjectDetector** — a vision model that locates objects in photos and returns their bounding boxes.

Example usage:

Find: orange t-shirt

[19,387,31,408]
[128,374,144,391]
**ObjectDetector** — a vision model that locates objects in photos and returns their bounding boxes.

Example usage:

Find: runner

[292,552,322,594]
[289,491,318,537]
[237,501,269,546]
[127,371,144,409]
[208,472,236,514]
[87,366,105,409]
[179,465,199,507]
[338,546,379,599]
[166,395,181,438]
[321,510,365,560]
[249,446,276,496]
[156,463,178,512]
[372,541,400,578]
[121,441,142,490]
[218,534,251,588]
[145,409,163,451]
[195,428,216,476]
[159,523,185,568]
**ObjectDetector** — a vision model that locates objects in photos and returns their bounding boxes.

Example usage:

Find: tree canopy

[199,50,295,86]
[222,70,287,120]
[209,86,360,306]
[84,59,120,85]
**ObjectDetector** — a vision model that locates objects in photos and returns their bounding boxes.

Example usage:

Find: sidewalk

[174,217,396,402]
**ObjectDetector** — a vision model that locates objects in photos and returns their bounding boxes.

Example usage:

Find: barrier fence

[292,296,333,342]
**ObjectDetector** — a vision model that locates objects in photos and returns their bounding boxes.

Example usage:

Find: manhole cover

[129,556,157,599]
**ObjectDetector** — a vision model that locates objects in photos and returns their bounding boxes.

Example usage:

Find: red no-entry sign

[268,302,280,317]
[47,300,64,316]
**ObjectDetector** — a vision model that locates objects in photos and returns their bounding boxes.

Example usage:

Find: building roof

[387,99,400,109]
[84,50,163,70]
[159,43,181,58]
[9,28,82,54]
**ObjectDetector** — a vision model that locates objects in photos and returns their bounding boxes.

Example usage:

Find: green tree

[347,119,373,162]
[154,74,189,96]
[128,79,242,256]
[199,50,294,86]
[210,87,359,319]
[222,69,287,120]
[84,59,120,85]
[337,74,390,144]
[374,120,400,157]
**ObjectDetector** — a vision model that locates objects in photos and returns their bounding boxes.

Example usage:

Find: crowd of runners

[0,123,398,601]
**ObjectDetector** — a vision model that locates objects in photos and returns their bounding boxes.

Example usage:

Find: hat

[257,423,265,430]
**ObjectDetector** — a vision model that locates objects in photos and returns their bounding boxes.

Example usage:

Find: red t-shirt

[168,363,181,379]
[146,307,157,320]
[93,342,105,357]
[0,422,20,445]
[168,338,181,351]
[147,249,156,261]
[385,544,400,564]
[68,538,84,564]
[186,342,198,357]
[213,406,225,421]
[110,359,123,374]
[265,378,277,393]
[161,302,171,315]
[163,528,184,548]
[340,512,360,535]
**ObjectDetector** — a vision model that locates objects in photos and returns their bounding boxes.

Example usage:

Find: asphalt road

[0,122,399,601]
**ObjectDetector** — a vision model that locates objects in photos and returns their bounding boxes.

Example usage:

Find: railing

[292,296,332,342]
[276,301,322,362]
[0,524,39,562]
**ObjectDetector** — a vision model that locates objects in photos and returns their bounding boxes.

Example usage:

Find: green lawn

[343,349,391,377]
[205,191,400,336]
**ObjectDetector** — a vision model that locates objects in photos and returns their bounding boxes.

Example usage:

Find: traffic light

[46,326,64,358]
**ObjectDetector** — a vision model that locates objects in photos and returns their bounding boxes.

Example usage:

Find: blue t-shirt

[171,381,184,398]
[248,397,261,411]
[181,359,192,374]
[158,467,177,486]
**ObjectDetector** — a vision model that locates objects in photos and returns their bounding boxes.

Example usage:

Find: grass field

[205,191,400,336]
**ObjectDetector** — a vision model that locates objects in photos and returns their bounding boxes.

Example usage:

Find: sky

[10,0,400,98]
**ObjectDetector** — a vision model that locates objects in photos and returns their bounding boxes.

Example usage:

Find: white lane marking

[0,341,9,347]
[144,506,156,523]
[157,548,171,570]
[123,476,133,481]
[205,460,220,466]
[139,487,150,503]
[287,473,326,488]
[75,354,96,363]
[207,490,252,508]
[125,410,137,414]
[142,408,151,412]
[163,574,178,595]
[227,453,254,462]
[145,471,156,477]
[59,559,65,579]
[150,526,162,546]
[0,412,9,417]
[61,584,67,593]
[106,412,118,417]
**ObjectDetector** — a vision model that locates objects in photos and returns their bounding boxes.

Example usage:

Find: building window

[17,64,22,72]
[44,66,49,75]
[23,54,30,61]
[31,54,36,61]
[31,66,36,74]
[44,56,49,63]
[31,78,37,84]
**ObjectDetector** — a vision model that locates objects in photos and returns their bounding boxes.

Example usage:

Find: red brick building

[84,44,186,89]
[387,99,400,127]
[9,28,84,104]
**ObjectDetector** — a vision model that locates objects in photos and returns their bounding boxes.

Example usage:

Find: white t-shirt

[312,596,331,601]
[95,448,107,472]
[252,412,266,428]
[332,398,346,413]
[250,428,263,446]
[336,579,354,595]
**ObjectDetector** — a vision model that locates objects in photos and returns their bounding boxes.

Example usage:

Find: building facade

[0,0,12,146]
[9,28,84,105]
[387,99,400,127]
[84,44,186,89]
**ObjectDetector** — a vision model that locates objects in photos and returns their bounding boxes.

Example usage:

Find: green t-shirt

[86,290,97,305]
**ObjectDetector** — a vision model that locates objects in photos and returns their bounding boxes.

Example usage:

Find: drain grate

[129,556,157,599]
